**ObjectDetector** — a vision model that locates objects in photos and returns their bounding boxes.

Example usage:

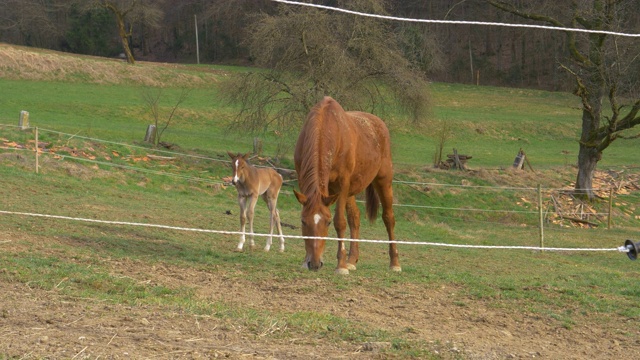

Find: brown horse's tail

[365,184,379,223]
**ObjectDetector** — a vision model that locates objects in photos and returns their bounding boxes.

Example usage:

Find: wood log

[559,215,599,227]
[147,154,175,161]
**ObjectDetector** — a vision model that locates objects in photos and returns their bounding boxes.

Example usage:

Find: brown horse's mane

[296,97,340,201]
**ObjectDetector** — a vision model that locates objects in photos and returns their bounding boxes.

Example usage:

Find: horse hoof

[390,266,402,272]
[335,268,350,275]
[234,248,244,253]
[346,263,357,271]
[263,247,270,252]
[278,248,285,253]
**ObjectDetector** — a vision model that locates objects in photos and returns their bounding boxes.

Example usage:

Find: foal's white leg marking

[245,194,260,250]
[237,218,246,251]
[265,191,274,252]
[236,196,247,251]
[237,222,246,251]
[276,209,285,252]
[264,207,273,252]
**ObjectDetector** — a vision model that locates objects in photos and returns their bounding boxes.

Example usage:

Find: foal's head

[227,151,251,186]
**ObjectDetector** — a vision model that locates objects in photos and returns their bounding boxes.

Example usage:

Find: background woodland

[5,0,639,91]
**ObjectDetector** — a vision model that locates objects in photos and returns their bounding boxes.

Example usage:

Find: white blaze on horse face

[233,159,240,183]
[313,214,322,225]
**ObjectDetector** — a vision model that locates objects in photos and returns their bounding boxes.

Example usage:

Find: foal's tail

[365,184,379,223]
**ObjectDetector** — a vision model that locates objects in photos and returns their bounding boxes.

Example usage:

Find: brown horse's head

[294,190,338,271]
[227,151,250,185]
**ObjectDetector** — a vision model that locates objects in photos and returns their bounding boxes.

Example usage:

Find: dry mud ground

[1,232,638,360]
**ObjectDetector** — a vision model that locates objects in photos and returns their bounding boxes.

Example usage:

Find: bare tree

[0,0,72,48]
[203,0,275,61]
[141,88,190,147]
[433,120,453,168]
[84,0,163,64]
[489,0,640,200]
[222,0,434,152]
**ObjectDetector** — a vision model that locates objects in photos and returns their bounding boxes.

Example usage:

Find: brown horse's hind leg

[374,180,401,272]
[346,196,360,270]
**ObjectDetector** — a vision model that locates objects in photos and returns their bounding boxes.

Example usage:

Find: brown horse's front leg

[333,198,349,275]
[346,196,360,270]
[335,241,349,275]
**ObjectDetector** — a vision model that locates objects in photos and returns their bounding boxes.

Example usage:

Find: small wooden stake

[538,184,544,251]
[35,127,39,174]
[608,188,613,230]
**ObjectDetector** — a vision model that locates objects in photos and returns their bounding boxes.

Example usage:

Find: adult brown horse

[293,96,401,274]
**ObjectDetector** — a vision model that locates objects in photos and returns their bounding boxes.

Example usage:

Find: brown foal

[227,152,285,252]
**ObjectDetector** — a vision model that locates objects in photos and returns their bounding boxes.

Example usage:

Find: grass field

[1,44,639,359]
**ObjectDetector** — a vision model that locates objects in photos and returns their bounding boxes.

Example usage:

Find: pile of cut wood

[547,169,639,228]
[436,148,472,170]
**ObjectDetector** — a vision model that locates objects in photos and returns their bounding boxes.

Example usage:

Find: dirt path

[1,233,637,359]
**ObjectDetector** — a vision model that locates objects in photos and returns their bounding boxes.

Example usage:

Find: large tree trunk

[102,2,136,65]
[574,80,605,200]
[574,48,606,201]
[115,14,135,64]
[575,141,601,200]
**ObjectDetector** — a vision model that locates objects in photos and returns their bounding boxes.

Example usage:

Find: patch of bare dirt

[2,232,639,359]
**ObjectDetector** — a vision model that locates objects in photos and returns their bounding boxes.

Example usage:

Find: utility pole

[195,14,200,64]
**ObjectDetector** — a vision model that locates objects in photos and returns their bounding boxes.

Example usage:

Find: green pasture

[0,139,638,358]
[1,62,639,358]
[2,75,639,169]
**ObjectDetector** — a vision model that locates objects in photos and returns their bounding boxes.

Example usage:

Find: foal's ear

[227,151,236,159]
[242,152,251,160]
[293,189,307,205]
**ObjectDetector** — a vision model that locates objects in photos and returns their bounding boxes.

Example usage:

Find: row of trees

[2,0,637,91]
[1,0,639,200]
[0,0,266,65]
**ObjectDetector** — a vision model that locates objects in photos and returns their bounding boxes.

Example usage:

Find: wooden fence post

[608,188,614,230]
[538,184,544,251]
